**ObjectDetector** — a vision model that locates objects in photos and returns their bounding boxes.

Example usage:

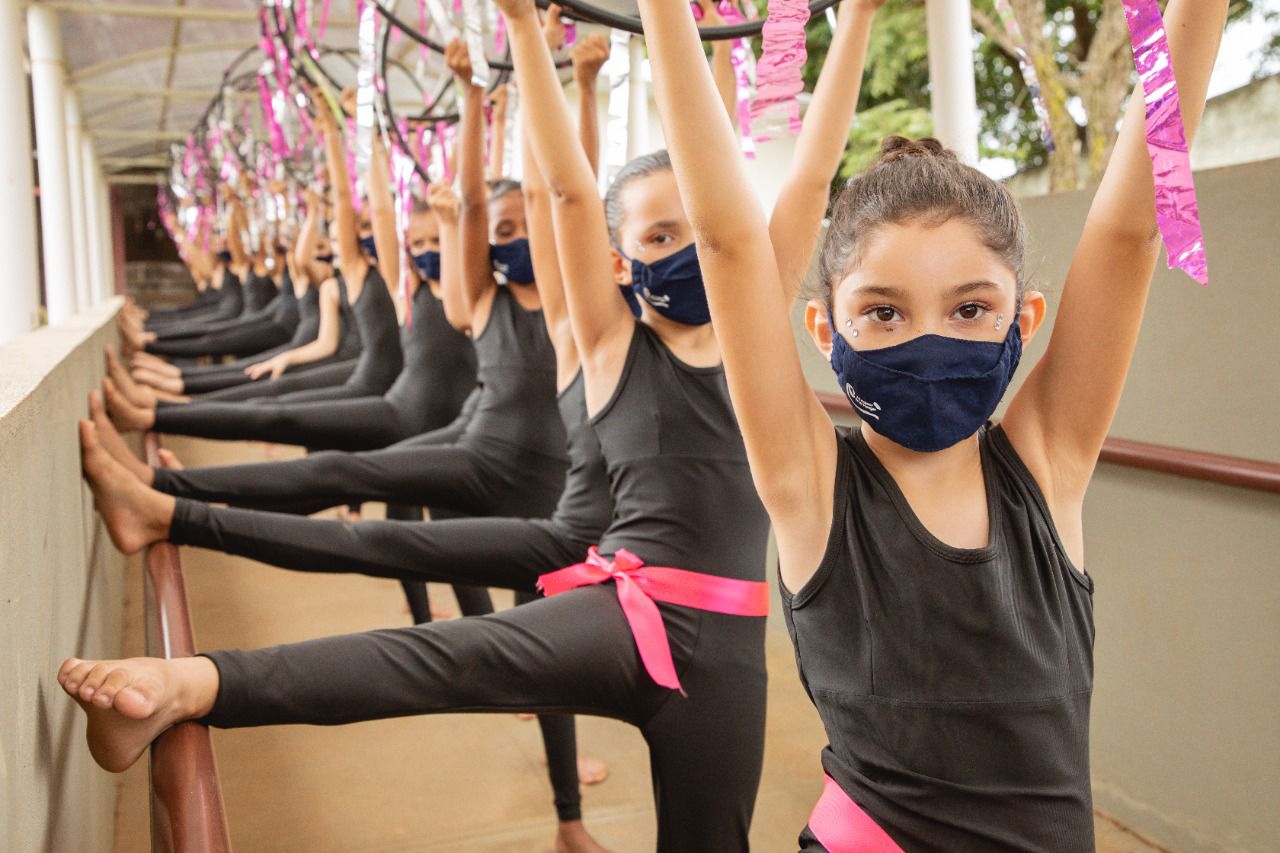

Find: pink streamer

[749,0,808,142]
[494,15,507,56]
[316,0,331,40]
[718,1,757,159]
[807,775,904,853]
[1121,0,1208,285]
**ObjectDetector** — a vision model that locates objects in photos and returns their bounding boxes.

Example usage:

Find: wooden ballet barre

[141,433,233,853]
[815,391,1280,495]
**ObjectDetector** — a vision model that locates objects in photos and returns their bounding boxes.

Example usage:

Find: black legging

[203,586,767,851]
[184,359,359,402]
[152,435,568,520]
[144,313,294,359]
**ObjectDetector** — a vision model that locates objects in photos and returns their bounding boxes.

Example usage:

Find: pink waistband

[537,546,770,695]
[808,775,903,853]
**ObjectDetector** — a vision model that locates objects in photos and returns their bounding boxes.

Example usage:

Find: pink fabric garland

[991,0,1055,154]
[749,0,808,142]
[1121,0,1208,285]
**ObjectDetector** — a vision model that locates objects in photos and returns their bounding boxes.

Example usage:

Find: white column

[80,137,104,306]
[64,98,92,312]
[0,0,39,342]
[926,0,980,165]
[626,36,649,161]
[27,5,78,325]
[97,170,115,300]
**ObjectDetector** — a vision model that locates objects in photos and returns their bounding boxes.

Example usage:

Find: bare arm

[570,34,609,177]
[428,182,472,332]
[521,102,579,385]
[294,191,324,283]
[696,0,738,127]
[246,278,342,378]
[318,93,368,297]
[769,0,881,296]
[224,192,251,272]
[487,84,510,182]
[367,133,402,296]
[448,38,500,319]
[636,0,836,588]
[1004,0,1229,499]
[499,0,632,362]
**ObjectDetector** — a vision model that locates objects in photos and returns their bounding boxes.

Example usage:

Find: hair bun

[877,136,956,164]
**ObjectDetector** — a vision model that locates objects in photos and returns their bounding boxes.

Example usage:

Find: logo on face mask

[640,287,671,309]
[844,384,882,420]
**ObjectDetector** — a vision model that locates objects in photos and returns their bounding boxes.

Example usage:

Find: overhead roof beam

[91,128,189,142]
[75,84,252,102]
[101,155,169,171]
[71,41,257,83]
[107,173,166,186]
[41,2,355,26]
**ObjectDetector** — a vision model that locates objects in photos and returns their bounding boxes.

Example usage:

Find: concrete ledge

[1,298,128,851]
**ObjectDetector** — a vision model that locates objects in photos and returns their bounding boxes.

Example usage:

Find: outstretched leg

[88,390,154,485]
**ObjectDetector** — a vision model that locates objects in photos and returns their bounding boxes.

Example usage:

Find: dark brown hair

[604,150,673,246]
[817,136,1026,306]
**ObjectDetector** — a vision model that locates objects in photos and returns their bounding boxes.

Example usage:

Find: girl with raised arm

[639,0,1228,846]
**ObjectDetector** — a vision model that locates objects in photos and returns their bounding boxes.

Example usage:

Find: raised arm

[447,38,500,318]
[497,0,632,361]
[317,92,367,296]
[570,34,609,177]
[770,0,882,295]
[487,84,510,183]
[636,0,836,579]
[367,133,402,296]
[223,190,251,274]
[293,190,327,284]
[427,182,472,332]
[696,0,739,127]
[1004,0,1229,497]
[520,94,579,385]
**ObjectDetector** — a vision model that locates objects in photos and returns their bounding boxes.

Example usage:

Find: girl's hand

[696,0,726,28]
[339,85,358,118]
[493,0,536,22]
[445,38,474,84]
[542,4,566,51]
[427,182,460,225]
[571,34,610,83]
[489,83,510,113]
[313,92,338,133]
[245,353,291,380]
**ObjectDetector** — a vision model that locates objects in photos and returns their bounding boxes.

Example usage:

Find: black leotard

[787,425,1095,853]
[199,322,771,852]
[150,282,476,448]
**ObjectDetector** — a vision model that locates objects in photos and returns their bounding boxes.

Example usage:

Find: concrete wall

[794,158,1280,851]
[1,299,126,852]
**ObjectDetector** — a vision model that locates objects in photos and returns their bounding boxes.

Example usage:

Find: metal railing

[815,391,1280,494]
[141,433,233,853]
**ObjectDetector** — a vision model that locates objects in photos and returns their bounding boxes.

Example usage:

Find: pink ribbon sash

[808,775,903,853]
[537,547,769,695]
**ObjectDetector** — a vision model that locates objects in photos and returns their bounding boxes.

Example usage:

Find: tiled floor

[112,437,1165,852]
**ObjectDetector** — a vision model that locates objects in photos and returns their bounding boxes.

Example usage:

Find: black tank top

[591,323,768,578]
[286,283,320,348]
[385,282,478,413]
[271,269,300,332]
[241,272,277,315]
[343,267,403,390]
[214,270,244,319]
[550,370,613,543]
[782,424,1095,852]
[333,277,364,361]
[460,286,566,461]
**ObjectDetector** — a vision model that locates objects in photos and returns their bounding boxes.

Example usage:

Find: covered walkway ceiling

[39,1,360,180]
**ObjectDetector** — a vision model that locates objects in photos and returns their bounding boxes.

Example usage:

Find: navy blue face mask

[358,235,378,260]
[828,314,1023,453]
[489,238,534,285]
[620,286,642,318]
[626,243,710,326]
[215,249,233,264]
[412,250,442,282]
[314,253,334,265]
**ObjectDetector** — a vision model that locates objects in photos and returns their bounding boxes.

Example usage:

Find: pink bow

[538,547,770,695]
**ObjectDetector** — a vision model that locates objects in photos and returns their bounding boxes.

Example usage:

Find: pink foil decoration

[991,0,1055,154]
[749,0,808,142]
[1122,0,1208,285]
[317,0,331,41]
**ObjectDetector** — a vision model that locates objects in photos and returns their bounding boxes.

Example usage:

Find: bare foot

[130,351,180,376]
[88,390,153,485]
[555,820,613,853]
[156,448,184,470]
[131,367,185,396]
[56,655,219,772]
[576,755,609,786]
[80,420,173,554]
[105,349,158,409]
[102,378,156,433]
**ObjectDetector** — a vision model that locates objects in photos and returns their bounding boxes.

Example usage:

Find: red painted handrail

[815,391,1280,495]
[142,433,233,853]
